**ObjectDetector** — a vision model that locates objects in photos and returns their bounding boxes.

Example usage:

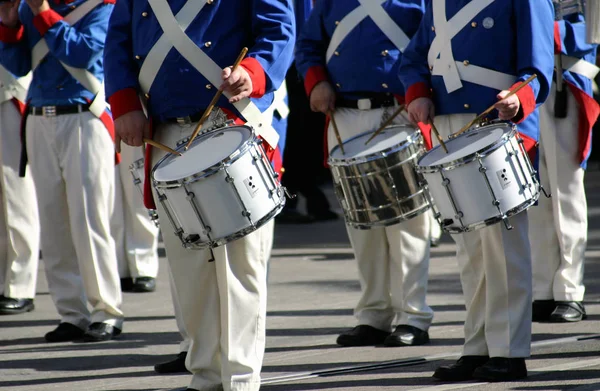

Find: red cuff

[240,57,266,98]
[108,88,143,120]
[405,82,432,106]
[304,65,328,97]
[511,83,536,124]
[554,21,562,54]
[0,23,24,43]
[33,9,64,36]
[394,94,406,105]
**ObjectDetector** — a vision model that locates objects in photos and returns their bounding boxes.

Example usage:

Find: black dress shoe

[120,277,134,292]
[45,322,85,342]
[336,325,390,346]
[82,322,121,342]
[532,299,556,322]
[0,297,34,315]
[154,352,190,374]
[433,356,490,382]
[549,301,587,322]
[131,277,156,293]
[472,357,527,382]
[384,325,430,346]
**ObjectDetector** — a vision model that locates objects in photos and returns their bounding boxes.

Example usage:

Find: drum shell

[329,129,430,229]
[587,0,600,43]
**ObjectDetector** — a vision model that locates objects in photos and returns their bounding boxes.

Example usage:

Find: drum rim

[416,122,517,173]
[152,125,257,187]
[327,125,422,166]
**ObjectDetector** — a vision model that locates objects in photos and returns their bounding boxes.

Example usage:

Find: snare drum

[152,125,285,249]
[328,125,431,229]
[417,122,539,233]
[129,157,160,226]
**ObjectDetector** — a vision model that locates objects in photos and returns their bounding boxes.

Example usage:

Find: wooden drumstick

[184,47,249,151]
[364,104,405,145]
[144,137,182,156]
[454,74,538,137]
[430,119,448,153]
[329,110,345,155]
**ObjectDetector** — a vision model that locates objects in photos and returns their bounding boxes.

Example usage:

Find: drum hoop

[328,126,422,166]
[416,123,517,173]
[152,125,257,187]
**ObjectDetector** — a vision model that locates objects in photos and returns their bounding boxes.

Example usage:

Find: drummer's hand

[24,0,48,15]
[495,90,520,120]
[407,97,435,126]
[114,110,149,152]
[221,66,252,103]
[0,0,21,28]
[310,81,336,114]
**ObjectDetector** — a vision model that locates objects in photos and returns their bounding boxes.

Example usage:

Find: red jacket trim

[512,84,535,124]
[304,65,328,97]
[405,82,432,106]
[240,57,266,98]
[108,88,143,121]
[33,9,64,37]
[0,23,24,43]
[11,98,25,115]
[554,21,562,54]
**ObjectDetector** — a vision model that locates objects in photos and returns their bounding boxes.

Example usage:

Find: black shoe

[120,277,134,292]
[131,277,156,293]
[384,325,430,346]
[154,352,190,374]
[0,297,34,315]
[82,322,121,342]
[472,357,527,382]
[433,356,490,382]
[276,209,315,224]
[549,301,587,322]
[45,322,85,342]
[336,325,390,347]
[532,300,556,322]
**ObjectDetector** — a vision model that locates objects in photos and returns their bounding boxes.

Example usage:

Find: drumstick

[184,47,249,151]
[144,137,182,156]
[430,119,448,153]
[329,110,345,155]
[364,104,406,145]
[454,74,538,137]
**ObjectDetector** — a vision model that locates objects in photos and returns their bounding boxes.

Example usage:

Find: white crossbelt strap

[561,55,600,80]
[431,61,515,91]
[272,82,289,119]
[0,65,30,104]
[326,0,410,63]
[429,0,502,93]
[31,0,106,117]
[144,0,279,148]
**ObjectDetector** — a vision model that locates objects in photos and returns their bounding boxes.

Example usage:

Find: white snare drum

[417,122,539,233]
[129,157,160,226]
[152,125,285,249]
[328,125,431,229]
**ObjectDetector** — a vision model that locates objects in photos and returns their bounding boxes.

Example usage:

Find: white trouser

[111,144,159,279]
[152,122,274,391]
[429,210,442,242]
[26,111,124,329]
[0,101,40,299]
[328,107,433,331]
[529,86,586,302]
[432,114,532,357]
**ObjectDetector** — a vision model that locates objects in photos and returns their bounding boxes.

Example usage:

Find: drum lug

[541,185,552,198]
[442,178,450,186]
[503,218,513,230]
[478,166,487,173]
[242,211,252,218]
[225,175,234,183]
[493,200,500,207]
[454,212,464,220]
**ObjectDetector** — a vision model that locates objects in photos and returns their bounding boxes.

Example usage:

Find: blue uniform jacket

[295,0,426,100]
[0,0,114,107]
[399,0,555,149]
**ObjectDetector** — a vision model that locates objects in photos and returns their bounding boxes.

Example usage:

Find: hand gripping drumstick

[329,110,345,155]
[143,137,182,156]
[364,104,405,145]
[184,47,249,151]
[454,74,538,137]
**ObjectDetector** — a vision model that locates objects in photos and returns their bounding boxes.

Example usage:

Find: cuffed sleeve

[240,57,266,98]
[405,82,432,106]
[304,65,328,97]
[108,88,143,120]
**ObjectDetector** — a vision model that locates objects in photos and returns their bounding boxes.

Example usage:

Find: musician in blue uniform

[530,4,599,323]
[399,0,554,381]
[104,1,294,389]
[0,0,124,342]
[296,0,434,348]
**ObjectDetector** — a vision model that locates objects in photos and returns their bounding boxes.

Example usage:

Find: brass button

[69,4,76,9]
[429,65,434,71]
[206,84,212,90]
[142,11,148,17]
[471,22,478,28]
[56,85,63,89]
[431,26,435,31]
[334,51,340,56]
[463,60,470,66]
[207,0,214,3]
[144,93,150,99]
[464,103,470,109]
[204,41,212,48]
[135,55,141,60]
[335,83,341,88]
[382,83,389,89]
[335,21,340,26]
[381,50,389,56]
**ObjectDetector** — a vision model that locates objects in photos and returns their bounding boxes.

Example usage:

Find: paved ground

[2,171,600,391]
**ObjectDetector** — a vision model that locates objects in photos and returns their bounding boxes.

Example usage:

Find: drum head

[153,126,253,182]
[418,124,510,167]
[330,125,416,160]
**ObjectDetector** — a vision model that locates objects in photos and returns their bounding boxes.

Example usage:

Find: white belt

[560,55,600,80]
[431,61,515,92]
[143,0,279,148]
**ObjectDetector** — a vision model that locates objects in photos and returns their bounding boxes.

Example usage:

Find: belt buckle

[176,116,192,127]
[42,106,57,117]
[357,99,372,110]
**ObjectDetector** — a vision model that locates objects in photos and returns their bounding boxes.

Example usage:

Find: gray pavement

[2,171,600,391]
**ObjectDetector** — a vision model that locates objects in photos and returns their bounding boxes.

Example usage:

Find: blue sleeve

[397,1,433,90]
[250,0,296,93]
[294,0,329,78]
[558,15,598,58]
[42,4,113,69]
